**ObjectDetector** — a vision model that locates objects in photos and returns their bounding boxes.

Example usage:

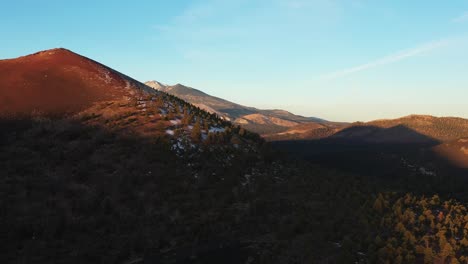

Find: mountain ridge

[0,48,261,148]
[145,80,327,134]
[145,80,468,143]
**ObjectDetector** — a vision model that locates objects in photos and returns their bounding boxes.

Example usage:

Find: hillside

[332,115,468,143]
[267,114,468,143]
[0,49,260,148]
[263,122,342,141]
[433,138,468,168]
[0,48,153,116]
[145,80,326,134]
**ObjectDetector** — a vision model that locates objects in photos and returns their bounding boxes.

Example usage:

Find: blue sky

[1,0,468,121]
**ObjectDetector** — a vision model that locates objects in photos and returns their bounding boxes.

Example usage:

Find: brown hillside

[331,115,468,143]
[0,48,258,146]
[263,122,342,141]
[0,48,150,116]
[433,138,468,168]
[267,115,468,143]
[364,115,468,142]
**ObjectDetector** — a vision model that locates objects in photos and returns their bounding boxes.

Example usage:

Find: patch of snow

[166,130,174,135]
[124,80,131,90]
[333,242,342,248]
[172,141,185,151]
[104,72,111,84]
[419,167,436,176]
[242,174,252,186]
[170,119,181,125]
[209,127,225,133]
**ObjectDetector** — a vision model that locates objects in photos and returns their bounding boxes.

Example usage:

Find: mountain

[0,48,264,263]
[0,48,261,149]
[266,114,468,143]
[0,48,153,116]
[3,49,468,264]
[145,80,326,134]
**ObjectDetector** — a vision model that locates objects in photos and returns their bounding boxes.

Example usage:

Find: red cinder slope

[0,48,151,116]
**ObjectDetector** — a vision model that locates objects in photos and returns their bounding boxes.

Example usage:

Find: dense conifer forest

[2,108,468,263]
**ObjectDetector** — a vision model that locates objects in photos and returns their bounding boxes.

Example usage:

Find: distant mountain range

[145,80,327,134]
[145,80,468,144]
[144,81,468,167]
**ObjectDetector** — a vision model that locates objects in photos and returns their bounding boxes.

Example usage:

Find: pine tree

[203,119,210,132]
[395,254,403,264]
[374,197,384,213]
[239,127,246,137]
[423,247,434,264]
[191,121,202,143]
[405,253,416,263]
[440,243,455,260]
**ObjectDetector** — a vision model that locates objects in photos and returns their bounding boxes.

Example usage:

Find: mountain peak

[36,47,71,53]
[30,47,78,57]
[145,80,168,91]
[0,48,152,115]
[1,48,75,62]
[144,79,330,135]
[172,83,191,89]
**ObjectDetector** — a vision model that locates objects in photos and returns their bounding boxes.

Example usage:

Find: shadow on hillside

[219,108,256,118]
[3,118,467,263]
[330,124,440,144]
[0,117,255,264]
[271,125,468,196]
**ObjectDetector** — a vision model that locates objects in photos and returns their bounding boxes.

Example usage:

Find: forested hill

[2,49,468,263]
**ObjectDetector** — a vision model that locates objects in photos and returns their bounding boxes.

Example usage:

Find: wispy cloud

[452,11,468,23]
[173,4,215,24]
[321,39,451,80]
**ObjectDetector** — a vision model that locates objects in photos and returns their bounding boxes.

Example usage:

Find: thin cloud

[173,4,215,24]
[452,11,468,23]
[322,39,450,80]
